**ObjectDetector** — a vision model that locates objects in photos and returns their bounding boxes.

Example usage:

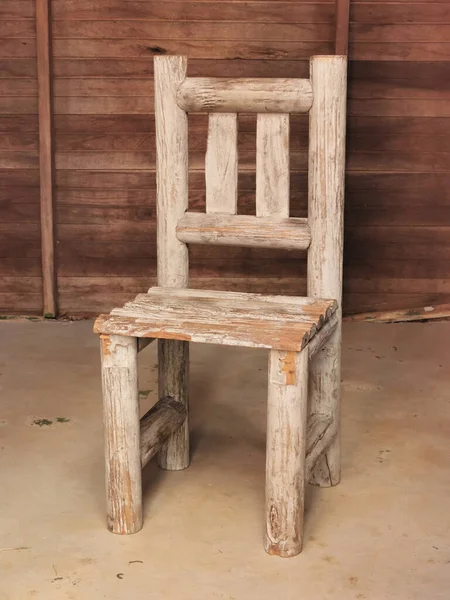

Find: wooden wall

[0,0,42,314]
[1,0,450,316]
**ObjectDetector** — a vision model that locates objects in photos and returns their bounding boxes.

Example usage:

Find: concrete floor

[0,320,449,599]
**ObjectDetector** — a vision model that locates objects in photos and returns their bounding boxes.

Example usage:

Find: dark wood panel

[53,20,333,41]
[0,59,37,78]
[53,58,310,78]
[350,43,450,62]
[348,116,450,136]
[54,78,153,96]
[0,20,36,38]
[53,39,330,59]
[0,79,37,97]
[0,115,38,132]
[350,79,450,100]
[53,1,334,22]
[53,96,154,115]
[0,241,41,258]
[0,97,38,114]
[350,61,450,80]
[0,186,40,203]
[0,133,39,151]
[0,169,40,186]
[0,151,39,169]
[351,23,450,43]
[0,223,40,246]
[349,99,450,117]
[0,257,41,276]
[0,203,39,222]
[351,4,450,24]
[0,1,35,18]
[347,151,450,173]
[0,294,42,315]
[0,39,36,58]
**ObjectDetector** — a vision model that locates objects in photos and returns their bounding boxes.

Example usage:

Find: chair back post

[307,55,348,312]
[154,55,189,289]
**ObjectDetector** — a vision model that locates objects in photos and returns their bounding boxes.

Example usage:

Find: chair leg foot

[157,339,190,471]
[100,334,142,534]
[265,348,308,557]
[309,325,341,487]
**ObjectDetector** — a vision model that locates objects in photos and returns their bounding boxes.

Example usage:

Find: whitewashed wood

[137,337,154,352]
[265,348,308,557]
[176,213,311,250]
[154,56,190,471]
[177,77,313,113]
[307,55,348,487]
[256,114,290,218]
[307,312,339,358]
[154,55,188,289]
[94,291,337,352]
[100,334,142,534]
[140,396,187,469]
[206,114,238,214]
[158,339,189,470]
[305,414,336,480]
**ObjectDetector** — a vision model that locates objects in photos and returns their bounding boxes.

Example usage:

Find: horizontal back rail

[176,213,311,250]
[177,78,313,114]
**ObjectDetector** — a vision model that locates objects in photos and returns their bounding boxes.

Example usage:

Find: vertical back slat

[206,113,238,214]
[256,114,290,218]
[154,55,189,288]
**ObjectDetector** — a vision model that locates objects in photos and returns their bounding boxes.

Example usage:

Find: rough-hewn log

[176,213,311,250]
[154,55,190,471]
[307,312,339,359]
[307,55,347,488]
[177,77,313,114]
[100,334,142,534]
[305,414,335,480]
[265,348,308,558]
[140,396,187,469]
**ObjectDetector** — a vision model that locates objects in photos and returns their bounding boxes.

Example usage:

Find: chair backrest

[154,55,347,310]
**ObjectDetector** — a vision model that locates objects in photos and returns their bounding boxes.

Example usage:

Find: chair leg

[100,334,142,534]
[309,325,341,487]
[157,339,189,470]
[265,348,308,557]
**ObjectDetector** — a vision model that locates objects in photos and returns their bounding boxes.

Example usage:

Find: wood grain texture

[176,213,311,250]
[256,114,290,218]
[140,396,187,469]
[100,334,142,534]
[265,348,308,557]
[308,56,347,488]
[36,0,55,317]
[177,78,312,113]
[93,287,337,352]
[154,55,188,289]
[205,113,237,214]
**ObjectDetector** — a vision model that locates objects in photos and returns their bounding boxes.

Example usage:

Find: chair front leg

[265,348,308,557]
[100,334,142,534]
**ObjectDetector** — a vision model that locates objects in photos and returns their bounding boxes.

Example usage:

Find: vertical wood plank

[335,0,350,56]
[256,114,290,218]
[154,55,189,288]
[100,334,142,534]
[265,348,308,557]
[206,113,238,214]
[307,55,347,487]
[36,0,56,316]
[154,56,190,471]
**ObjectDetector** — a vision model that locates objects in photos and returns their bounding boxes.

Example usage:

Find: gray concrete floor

[0,320,449,599]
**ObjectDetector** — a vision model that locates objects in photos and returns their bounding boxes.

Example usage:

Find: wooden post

[265,349,308,557]
[100,335,142,534]
[36,0,56,317]
[206,114,238,214]
[335,0,350,56]
[154,56,190,471]
[307,56,347,487]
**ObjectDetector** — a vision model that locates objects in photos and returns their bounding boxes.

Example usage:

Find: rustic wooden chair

[94,54,347,557]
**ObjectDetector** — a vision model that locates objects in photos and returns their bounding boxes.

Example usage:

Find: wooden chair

[94,54,347,557]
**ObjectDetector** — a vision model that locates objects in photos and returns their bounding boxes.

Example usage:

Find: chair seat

[94,287,338,352]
